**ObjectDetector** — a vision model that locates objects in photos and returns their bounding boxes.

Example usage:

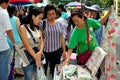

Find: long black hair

[7,5,16,18]
[25,7,43,31]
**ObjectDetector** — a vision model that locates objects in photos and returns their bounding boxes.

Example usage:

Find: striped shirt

[42,19,64,52]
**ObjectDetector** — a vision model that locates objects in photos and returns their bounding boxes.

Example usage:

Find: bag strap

[78,21,90,54]
[85,21,90,49]
[11,48,16,63]
[24,24,36,44]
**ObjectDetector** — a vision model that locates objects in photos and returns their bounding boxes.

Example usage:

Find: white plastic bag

[37,66,47,80]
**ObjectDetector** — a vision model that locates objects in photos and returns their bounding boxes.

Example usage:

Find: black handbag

[24,25,45,64]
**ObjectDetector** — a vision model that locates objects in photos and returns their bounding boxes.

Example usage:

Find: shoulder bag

[77,22,92,65]
[16,25,45,65]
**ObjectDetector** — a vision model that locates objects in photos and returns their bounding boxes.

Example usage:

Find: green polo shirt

[68,18,101,55]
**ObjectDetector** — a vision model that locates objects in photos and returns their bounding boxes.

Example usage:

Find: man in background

[0,0,15,80]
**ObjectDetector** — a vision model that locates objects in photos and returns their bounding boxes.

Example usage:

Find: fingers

[36,60,41,68]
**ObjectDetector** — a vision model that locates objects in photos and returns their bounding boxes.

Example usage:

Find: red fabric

[77,50,92,65]
[10,0,41,3]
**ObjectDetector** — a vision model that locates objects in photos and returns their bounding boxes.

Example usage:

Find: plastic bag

[37,67,47,80]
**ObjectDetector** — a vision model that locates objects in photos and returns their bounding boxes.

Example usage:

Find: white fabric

[85,47,107,75]
[0,7,12,51]
[20,26,40,67]
[85,5,100,12]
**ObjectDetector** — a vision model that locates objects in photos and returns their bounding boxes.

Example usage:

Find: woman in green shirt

[62,8,111,65]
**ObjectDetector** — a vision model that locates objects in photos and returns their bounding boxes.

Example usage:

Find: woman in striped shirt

[42,4,66,78]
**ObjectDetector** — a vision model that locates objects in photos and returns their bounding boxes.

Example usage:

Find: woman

[42,4,66,78]
[7,5,23,76]
[85,5,104,46]
[62,8,111,79]
[19,7,44,80]
[58,4,69,19]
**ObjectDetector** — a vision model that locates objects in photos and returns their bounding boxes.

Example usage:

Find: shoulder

[19,25,26,31]
[86,18,100,24]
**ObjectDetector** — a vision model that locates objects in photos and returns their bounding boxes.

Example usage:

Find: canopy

[66,1,81,7]
[10,0,41,5]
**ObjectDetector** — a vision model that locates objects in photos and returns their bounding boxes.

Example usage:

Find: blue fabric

[0,49,10,80]
[94,25,103,46]
[7,16,21,49]
[60,12,69,19]
[22,64,37,80]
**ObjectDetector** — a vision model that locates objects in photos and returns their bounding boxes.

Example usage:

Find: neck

[48,20,55,25]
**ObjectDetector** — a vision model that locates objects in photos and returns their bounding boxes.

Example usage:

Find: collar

[0,6,3,10]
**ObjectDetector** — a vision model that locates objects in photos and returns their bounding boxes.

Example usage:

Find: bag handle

[78,21,90,54]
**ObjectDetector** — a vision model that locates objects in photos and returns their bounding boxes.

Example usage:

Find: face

[32,13,43,26]
[58,8,62,13]
[2,2,9,9]
[72,15,84,28]
[46,10,56,21]
[90,10,97,18]
[19,9,25,16]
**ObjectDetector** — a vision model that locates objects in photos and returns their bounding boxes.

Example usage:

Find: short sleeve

[58,21,65,36]
[1,11,12,31]
[88,18,101,29]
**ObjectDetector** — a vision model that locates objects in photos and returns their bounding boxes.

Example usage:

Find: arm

[61,34,66,61]
[61,34,66,53]
[16,17,21,28]
[35,30,44,67]
[36,30,44,59]
[62,48,73,65]
[19,25,36,59]
[100,7,112,25]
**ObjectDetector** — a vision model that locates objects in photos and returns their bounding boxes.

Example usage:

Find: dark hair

[28,6,35,13]
[71,9,87,21]
[58,4,67,12]
[26,7,43,31]
[95,12,100,20]
[0,0,9,4]
[7,5,16,18]
[56,9,61,18]
[44,4,56,18]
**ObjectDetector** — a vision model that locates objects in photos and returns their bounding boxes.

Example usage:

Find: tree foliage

[50,0,114,8]
[86,0,113,7]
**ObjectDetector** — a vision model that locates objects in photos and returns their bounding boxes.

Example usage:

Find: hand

[108,6,112,15]
[34,52,42,61]
[35,60,42,68]
[61,52,66,61]
[62,58,70,66]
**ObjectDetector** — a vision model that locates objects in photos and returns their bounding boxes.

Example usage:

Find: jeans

[22,64,37,80]
[0,49,10,80]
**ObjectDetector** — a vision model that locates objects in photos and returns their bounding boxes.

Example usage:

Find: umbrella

[23,3,36,7]
[10,0,41,5]
[66,1,81,7]
[36,3,47,7]
[8,49,16,80]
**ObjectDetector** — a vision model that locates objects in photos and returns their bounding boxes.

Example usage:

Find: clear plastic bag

[37,66,47,80]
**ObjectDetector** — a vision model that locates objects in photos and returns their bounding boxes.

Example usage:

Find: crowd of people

[0,0,113,80]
